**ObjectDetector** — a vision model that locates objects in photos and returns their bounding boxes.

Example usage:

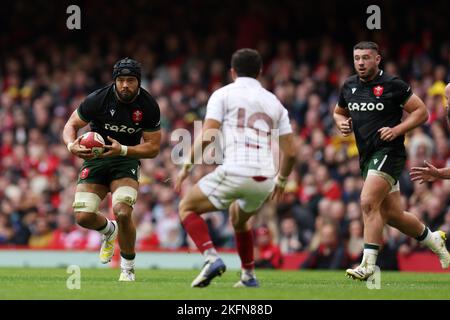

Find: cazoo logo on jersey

[104,123,142,134]
[348,102,384,111]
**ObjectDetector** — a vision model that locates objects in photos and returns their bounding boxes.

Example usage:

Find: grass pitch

[0,268,449,300]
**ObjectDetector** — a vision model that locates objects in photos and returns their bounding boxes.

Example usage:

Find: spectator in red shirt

[301,219,347,269]
[49,214,76,249]
[254,226,282,269]
[315,165,342,200]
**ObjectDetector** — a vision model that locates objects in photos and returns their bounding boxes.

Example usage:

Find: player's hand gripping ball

[80,132,105,158]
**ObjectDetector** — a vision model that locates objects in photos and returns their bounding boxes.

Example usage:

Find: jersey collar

[234,77,262,87]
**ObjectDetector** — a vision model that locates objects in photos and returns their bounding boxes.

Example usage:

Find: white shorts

[198,167,275,213]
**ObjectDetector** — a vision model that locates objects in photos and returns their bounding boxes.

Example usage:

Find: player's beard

[358,67,377,81]
[117,88,138,103]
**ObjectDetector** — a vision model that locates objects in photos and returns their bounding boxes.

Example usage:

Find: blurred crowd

[1,0,450,270]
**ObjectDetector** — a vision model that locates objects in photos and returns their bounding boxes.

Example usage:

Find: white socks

[362,243,380,268]
[98,219,114,236]
[241,269,256,281]
[204,248,219,262]
[363,248,378,267]
[121,257,135,271]
[419,228,434,248]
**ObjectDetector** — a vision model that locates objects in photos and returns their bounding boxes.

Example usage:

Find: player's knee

[232,218,248,232]
[178,199,192,219]
[113,203,132,221]
[111,186,137,221]
[230,211,242,229]
[360,196,378,215]
[230,211,238,226]
[75,212,97,228]
[231,207,251,231]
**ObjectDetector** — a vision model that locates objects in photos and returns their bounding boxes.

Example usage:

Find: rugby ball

[80,132,105,157]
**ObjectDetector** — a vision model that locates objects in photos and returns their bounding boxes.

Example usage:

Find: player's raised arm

[333,105,353,137]
[63,109,94,159]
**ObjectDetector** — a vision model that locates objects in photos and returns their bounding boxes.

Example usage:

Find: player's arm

[410,160,450,183]
[270,132,297,201]
[188,119,221,166]
[278,133,296,178]
[62,110,94,159]
[333,105,352,136]
[174,89,223,192]
[102,130,161,159]
[174,119,221,192]
[378,94,429,141]
[132,130,161,158]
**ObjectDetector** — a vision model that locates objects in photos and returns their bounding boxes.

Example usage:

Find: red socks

[235,230,255,270]
[182,212,214,253]
[182,212,255,271]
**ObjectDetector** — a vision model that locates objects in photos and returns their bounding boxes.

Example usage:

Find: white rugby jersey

[205,77,292,177]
